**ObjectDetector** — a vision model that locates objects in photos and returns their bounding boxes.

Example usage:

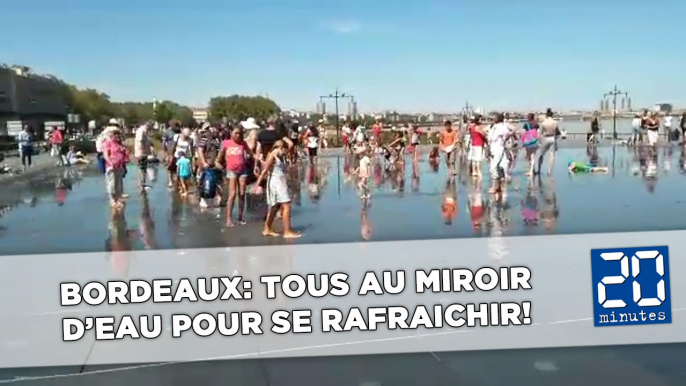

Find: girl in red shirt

[467,117,487,178]
[217,126,256,227]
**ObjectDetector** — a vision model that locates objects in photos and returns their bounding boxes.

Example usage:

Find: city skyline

[4,0,685,112]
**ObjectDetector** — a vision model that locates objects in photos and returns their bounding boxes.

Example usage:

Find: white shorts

[468,146,484,162]
[647,130,659,146]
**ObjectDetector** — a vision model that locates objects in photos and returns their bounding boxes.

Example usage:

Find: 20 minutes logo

[590,246,672,327]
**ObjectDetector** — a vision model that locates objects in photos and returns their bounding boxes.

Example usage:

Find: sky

[2,0,685,113]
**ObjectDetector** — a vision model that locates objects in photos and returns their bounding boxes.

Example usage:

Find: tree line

[50,78,281,127]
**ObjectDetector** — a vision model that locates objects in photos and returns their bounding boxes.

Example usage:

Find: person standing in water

[304,124,321,162]
[17,126,33,172]
[664,114,674,138]
[217,126,254,227]
[645,111,660,148]
[176,151,192,196]
[353,146,372,200]
[521,113,540,176]
[630,114,642,146]
[409,124,421,162]
[487,113,513,194]
[168,128,193,189]
[439,120,458,174]
[102,125,130,209]
[467,116,487,178]
[255,140,301,238]
[536,108,559,176]
[134,121,154,192]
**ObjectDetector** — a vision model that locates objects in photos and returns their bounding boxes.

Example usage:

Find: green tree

[163,101,195,127]
[208,95,280,122]
[111,102,154,125]
[361,115,377,127]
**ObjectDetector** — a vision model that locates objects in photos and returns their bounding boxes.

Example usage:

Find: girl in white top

[487,114,513,194]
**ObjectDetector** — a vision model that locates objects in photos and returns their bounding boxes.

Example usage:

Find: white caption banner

[0,230,684,369]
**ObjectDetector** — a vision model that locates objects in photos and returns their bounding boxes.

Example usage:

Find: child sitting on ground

[66,146,90,165]
[568,161,609,174]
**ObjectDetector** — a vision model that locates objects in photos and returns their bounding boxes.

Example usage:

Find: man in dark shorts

[196,123,222,181]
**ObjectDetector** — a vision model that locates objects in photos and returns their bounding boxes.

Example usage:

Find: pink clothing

[102,138,130,170]
[522,207,538,222]
[222,139,248,173]
[51,130,63,145]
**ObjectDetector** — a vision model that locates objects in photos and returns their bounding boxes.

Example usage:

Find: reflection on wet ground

[2,145,686,255]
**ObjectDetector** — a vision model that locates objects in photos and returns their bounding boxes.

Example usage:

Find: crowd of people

[627,111,686,147]
[85,107,686,243]
[94,117,325,238]
[334,108,567,199]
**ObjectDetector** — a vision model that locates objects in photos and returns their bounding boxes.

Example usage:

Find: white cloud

[322,19,360,34]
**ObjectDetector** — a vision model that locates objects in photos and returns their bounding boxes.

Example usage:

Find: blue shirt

[200,169,219,197]
[176,157,192,177]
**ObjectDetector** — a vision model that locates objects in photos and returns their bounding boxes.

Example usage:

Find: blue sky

[2,0,684,113]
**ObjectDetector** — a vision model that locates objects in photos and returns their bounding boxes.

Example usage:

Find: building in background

[347,99,358,120]
[0,66,68,136]
[316,100,326,115]
[192,107,208,124]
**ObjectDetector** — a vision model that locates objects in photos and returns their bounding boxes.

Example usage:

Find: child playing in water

[176,151,193,196]
[353,146,372,199]
[568,161,609,174]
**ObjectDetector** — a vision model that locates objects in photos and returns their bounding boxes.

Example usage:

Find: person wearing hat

[96,119,120,174]
[240,117,260,131]
[101,122,130,208]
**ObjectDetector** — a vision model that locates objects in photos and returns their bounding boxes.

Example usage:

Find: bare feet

[283,231,302,239]
[262,230,279,237]
[227,220,236,228]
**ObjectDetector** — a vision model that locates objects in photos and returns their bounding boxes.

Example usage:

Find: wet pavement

[2,145,686,255]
